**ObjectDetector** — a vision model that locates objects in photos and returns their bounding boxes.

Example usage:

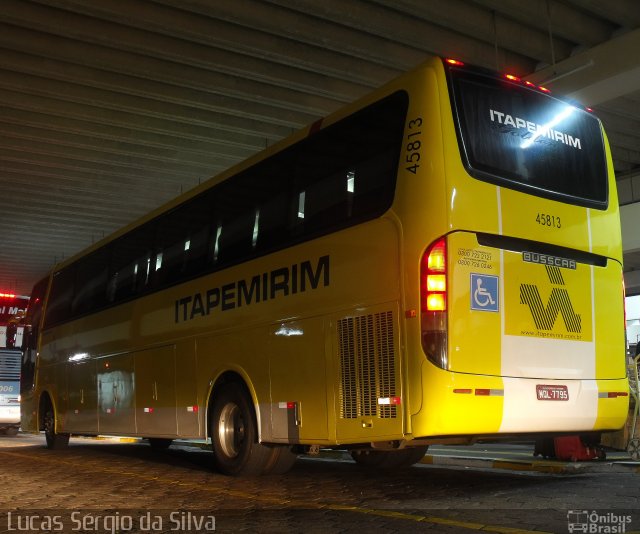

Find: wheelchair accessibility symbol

[470,273,499,312]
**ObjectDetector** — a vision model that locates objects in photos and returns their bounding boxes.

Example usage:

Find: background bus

[0,292,28,435]
[21,56,628,474]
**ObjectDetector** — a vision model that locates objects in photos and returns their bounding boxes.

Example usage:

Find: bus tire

[262,445,298,475]
[5,427,18,437]
[210,382,272,476]
[148,438,173,450]
[43,399,69,450]
[351,446,428,469]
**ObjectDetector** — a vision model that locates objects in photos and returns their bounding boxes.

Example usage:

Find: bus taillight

[420,237,448,369]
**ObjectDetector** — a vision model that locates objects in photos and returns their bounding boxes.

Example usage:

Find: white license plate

[536,384,569,401]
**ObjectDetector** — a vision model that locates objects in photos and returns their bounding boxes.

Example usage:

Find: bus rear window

[449,69,608,208]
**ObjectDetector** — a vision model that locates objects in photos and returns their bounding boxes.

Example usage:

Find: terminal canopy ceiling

[1,0,639,295]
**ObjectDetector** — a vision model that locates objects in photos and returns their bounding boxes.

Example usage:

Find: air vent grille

[338,311,397,419]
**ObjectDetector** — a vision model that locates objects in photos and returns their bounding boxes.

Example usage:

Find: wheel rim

[217,401,245,459]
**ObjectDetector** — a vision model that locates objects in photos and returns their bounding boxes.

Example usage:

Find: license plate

[536,385,569,401]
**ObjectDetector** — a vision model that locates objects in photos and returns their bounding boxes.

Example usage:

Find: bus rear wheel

[351,446,428,469]
[210,382,274,476]
[262,445,298,475]
[43,400,69,450]
[147,438,173,450]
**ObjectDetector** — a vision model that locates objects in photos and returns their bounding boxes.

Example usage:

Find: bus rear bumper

[412,364,629,437]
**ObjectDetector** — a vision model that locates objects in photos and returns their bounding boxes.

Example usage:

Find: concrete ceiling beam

[526,29,640,106]
[471,0,614,47]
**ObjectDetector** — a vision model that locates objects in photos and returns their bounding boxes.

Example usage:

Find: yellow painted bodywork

[22,56,628,446]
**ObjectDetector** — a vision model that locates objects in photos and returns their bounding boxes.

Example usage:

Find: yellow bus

[21,56,629,475]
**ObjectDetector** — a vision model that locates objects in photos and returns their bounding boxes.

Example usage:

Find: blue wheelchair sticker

[470,274,499,312]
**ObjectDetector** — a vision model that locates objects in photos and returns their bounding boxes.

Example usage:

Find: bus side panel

[413,363,504,437]
[20,390,37,432]
[38,327,71,432]
[391,63,450,425]
[590,129,622,263]
[593,260,626,380]
[67,359,98,433]
[268,317,329,443]
[174,339,200,437]
[134,345,177,437]
[149,217,402,445]
[196,327,272,441]
[97,353,135,435]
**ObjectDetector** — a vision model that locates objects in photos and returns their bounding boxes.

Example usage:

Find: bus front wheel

[43,399,69,450]
[351,446,428,469]
[210,382,273,476]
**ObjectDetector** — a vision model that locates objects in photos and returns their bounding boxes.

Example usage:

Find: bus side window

[215,210,256,266]
[110,248,138,303]
[72,248,109,316]
[43,267,75,328]
[255,190,289,252]
[298,169,351,234]
[109,223,155,302]
[155,211,189,288]
[183,222,210,277]
[350,152,397,218]
[182,193,212,278]
[210,180,257,267]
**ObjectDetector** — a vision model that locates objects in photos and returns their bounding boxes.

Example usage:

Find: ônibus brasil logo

[567,510,632,533]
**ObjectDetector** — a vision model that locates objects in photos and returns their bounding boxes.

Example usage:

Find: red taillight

[538,86,551,93]
[421,237,448,368]
[446,58,464,66]
[421,238,447,312]
[505,74,521,82]
[0,292,16,298]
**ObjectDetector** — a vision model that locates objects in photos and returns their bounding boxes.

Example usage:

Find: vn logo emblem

[520,266,581,333]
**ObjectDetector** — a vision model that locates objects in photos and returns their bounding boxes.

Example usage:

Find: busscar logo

[523,251,576,270]
[520,263,582,336]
